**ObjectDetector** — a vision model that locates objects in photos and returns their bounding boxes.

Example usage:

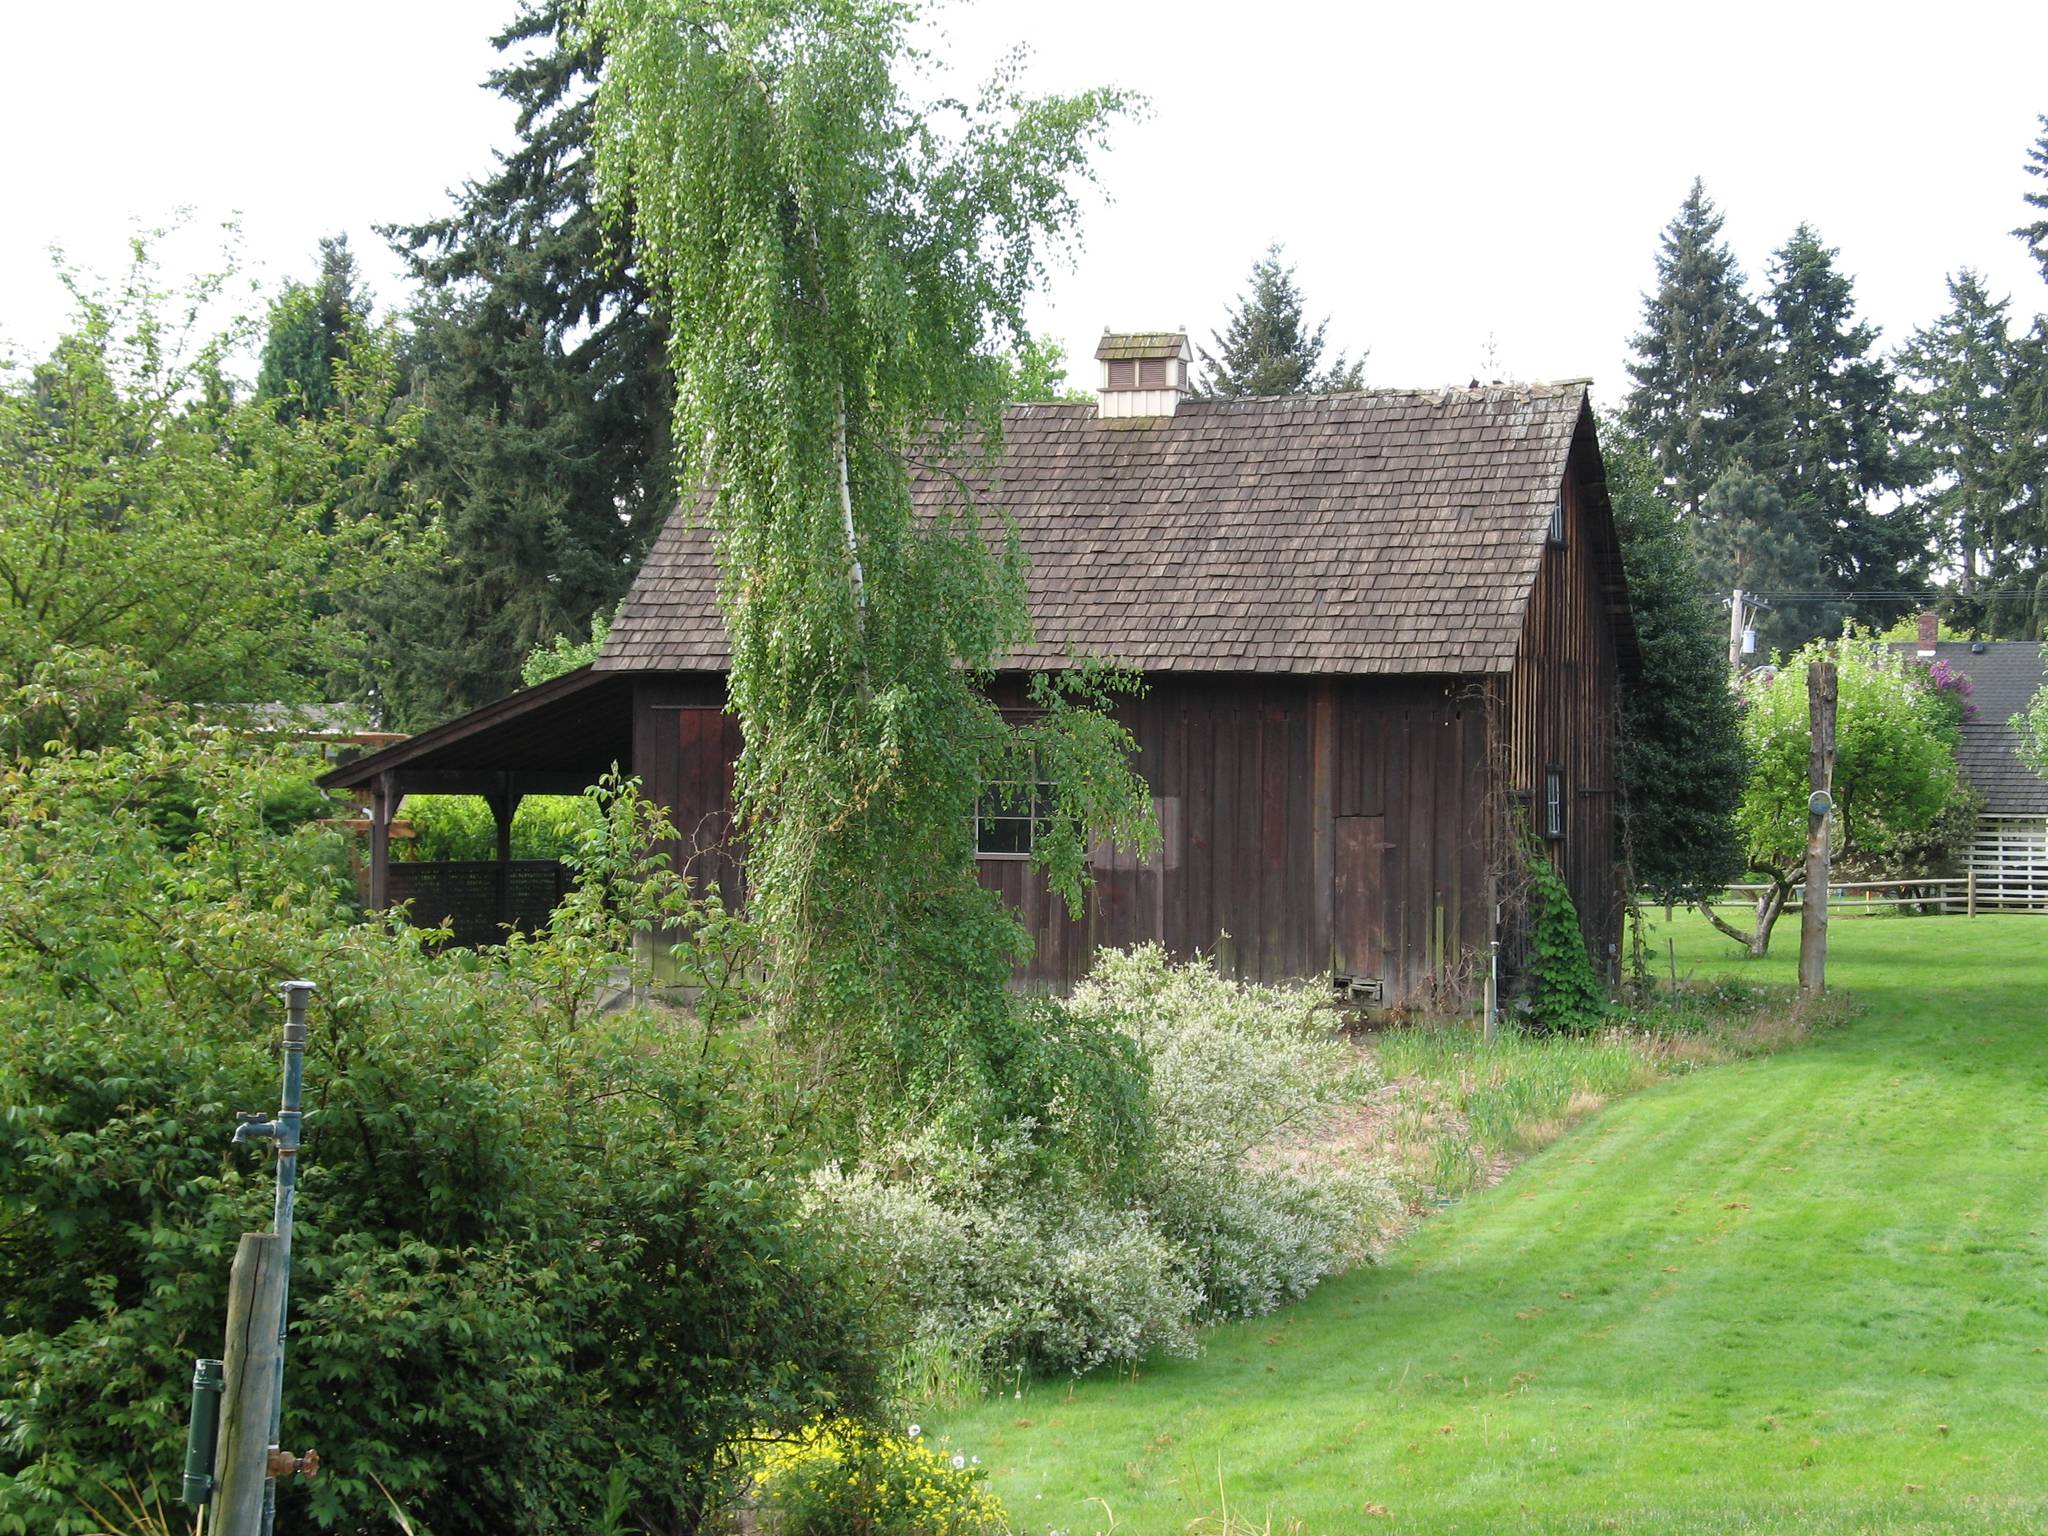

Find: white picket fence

[1966,817,2048,912]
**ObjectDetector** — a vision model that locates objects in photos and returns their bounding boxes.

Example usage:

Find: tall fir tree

[2015,113,2048,284]
[1603,427,1745,909]
[1761,224,1925,620]
[1898,270,2030,624]
[1624,180,1780,517]
[2006,114,2048,633]
[1694,466,1830,651]
[256,234,370,423]
[1197,245,1365,397]
[363,0,675,726]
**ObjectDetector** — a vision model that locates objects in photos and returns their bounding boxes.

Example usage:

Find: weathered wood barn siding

[1498,422,1624,964]
[978,673,1491,998]
[630,673,745,904]
[626,669,1495,999]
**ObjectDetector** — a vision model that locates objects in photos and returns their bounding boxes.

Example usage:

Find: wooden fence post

[1967,867,1978,918]
[214,1233,287,1536]
[1799,659,1838,995]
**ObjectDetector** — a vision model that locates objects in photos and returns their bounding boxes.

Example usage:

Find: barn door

[670,706,745,905]
[1332,814,1385,985]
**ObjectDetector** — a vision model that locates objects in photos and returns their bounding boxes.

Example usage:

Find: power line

[1746,590,2042,603]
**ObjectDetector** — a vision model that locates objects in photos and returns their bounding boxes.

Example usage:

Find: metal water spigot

[265,1448,320,1482]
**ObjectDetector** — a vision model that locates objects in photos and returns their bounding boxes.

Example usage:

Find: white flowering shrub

[811,947,1397,1380]
[814,1125,1199,1377]
[1070,945,1395,1318]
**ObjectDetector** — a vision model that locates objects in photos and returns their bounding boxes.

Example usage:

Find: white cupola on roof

[1096,330,1192,418]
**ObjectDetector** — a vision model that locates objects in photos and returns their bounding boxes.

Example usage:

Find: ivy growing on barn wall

[582,0,1156,1110]
[1520,823,1609,1033]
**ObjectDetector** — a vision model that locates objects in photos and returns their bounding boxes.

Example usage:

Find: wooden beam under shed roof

[316,665,638,795]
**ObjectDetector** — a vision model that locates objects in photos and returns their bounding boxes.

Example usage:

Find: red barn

[325,335,1637,1006]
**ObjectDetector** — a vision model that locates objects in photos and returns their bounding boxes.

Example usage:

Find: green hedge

[0,714,876,1535]
[396,792,603,862]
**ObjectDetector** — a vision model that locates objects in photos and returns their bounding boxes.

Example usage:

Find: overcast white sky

[5,0,2046,413]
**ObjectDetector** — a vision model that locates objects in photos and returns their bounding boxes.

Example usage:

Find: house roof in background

[599,382,1618,678]
[1907,640,2048,817]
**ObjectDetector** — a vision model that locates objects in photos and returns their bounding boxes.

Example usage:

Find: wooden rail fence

[1707,875,1984,917]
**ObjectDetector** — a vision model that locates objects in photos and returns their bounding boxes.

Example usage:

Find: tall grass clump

[1379,1025,1649,1161]
[1374,970,1837,1203]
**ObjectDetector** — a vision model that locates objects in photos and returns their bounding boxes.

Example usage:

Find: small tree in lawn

[1702,634,1970,956]
[583,0,1156,1121]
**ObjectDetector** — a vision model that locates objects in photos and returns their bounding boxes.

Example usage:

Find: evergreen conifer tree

[1898,271,2026,619]
[1761,224,1925,618]
[1197,245,1364,397]
[1694,466,1830,650]
[1623,180,1778,517]
[256,234,369,423]
[365,0,675,725]
[2015,113,2048,284]
[1604,428,1745,908]
[2005,115,2048,633]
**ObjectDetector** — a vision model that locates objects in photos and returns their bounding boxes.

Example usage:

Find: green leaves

[584,0,1150,1105]
[1520,825,1609,1034]
[0,236,429,728]
[0,711,876,1534]
[1734,634,1965,876]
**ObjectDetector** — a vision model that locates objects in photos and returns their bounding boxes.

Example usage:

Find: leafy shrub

[816,1126,1202,1377]
[1071,945,1394,1317]
[815,947,1397,1381]
[750,1420,1008,1536]
[0,710,876,1535]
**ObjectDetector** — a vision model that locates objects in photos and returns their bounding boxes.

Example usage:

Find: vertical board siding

[628,607,1624,1006]
[993,673,1494,1001]
[1499,429,1624,976]
[631,675,741,904]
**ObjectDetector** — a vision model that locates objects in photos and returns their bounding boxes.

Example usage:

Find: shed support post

[485,778,521,932]
[367,771,394,912]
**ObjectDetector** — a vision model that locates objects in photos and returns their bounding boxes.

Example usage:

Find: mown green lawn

[937,914,2048,1534]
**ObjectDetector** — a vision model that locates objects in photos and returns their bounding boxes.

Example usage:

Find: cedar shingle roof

[598,382,1594,677]
[1902,641,2048,817]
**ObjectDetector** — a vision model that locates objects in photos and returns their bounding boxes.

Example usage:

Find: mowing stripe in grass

[935,914,2048,1535]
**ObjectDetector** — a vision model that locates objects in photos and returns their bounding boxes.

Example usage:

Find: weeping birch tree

[583,0,1154,1103]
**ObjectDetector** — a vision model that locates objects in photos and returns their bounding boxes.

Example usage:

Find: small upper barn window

[1549,486,1567,547]
[1544,766,1565,840]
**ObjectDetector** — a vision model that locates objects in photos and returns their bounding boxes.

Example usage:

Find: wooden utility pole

[1727,588,1746,673]
[1799,658,1838,994]
[213,1233,287,1536]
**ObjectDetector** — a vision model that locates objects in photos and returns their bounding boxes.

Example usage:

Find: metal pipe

[263,980,311,1536]
[231,982,312,1536]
